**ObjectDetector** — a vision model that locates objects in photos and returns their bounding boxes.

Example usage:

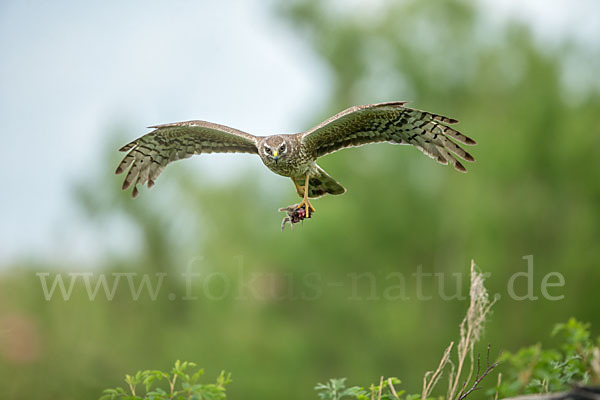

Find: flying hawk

[116,102,476,214]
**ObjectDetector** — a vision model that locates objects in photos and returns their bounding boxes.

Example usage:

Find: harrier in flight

[116,102,476,215]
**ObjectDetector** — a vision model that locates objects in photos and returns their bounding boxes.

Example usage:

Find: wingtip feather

[455,160,467,173]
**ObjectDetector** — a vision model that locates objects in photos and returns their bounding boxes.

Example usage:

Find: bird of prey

[116,102,476,215]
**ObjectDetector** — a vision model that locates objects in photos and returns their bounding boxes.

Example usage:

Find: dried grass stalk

[420,260,498,400]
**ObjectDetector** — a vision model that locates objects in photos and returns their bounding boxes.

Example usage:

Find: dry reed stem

[419,260,498,400]
[388,378,400,400]
[422,342,454,399]
[448,260,497,400]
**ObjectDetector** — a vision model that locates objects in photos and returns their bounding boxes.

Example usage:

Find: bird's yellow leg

[292,178,303,196]
[297,173,316,215]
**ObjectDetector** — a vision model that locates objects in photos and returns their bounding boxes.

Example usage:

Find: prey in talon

[279,204,314,231]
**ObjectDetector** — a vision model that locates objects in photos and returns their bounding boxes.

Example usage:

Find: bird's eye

[265,147,271,154]
[279,144,286,152]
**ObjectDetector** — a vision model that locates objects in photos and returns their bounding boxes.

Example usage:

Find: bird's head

[260,136,289,165]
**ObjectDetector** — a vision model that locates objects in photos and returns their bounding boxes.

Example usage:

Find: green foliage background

[1,0,599,399]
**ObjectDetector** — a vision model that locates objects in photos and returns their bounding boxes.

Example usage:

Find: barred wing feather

[301,102,476,172]
[115,121,258,197]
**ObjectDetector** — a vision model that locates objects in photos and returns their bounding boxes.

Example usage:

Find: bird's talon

[298,200,315,217]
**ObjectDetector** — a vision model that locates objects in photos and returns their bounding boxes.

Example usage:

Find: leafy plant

[100,360,231,400]
[315,377,412,400]
[315,378,367,400]
[495,318,600,398]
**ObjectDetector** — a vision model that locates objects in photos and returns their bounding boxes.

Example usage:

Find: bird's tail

[293,165,346,198]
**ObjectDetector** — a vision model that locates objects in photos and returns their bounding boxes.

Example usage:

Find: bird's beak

[273,150,279,163]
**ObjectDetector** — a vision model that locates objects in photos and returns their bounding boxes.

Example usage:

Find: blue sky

[0,0,328,265]
[1,0,597,266]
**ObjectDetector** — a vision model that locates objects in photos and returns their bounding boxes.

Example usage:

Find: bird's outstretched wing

[116,121,259,197]
[301,102,476,172]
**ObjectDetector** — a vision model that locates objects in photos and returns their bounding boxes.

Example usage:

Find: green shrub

[100,360,231,400]
[495,318,600,398]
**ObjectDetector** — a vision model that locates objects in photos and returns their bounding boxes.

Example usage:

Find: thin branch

[457,352,481,399]
[457,345,499,400]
